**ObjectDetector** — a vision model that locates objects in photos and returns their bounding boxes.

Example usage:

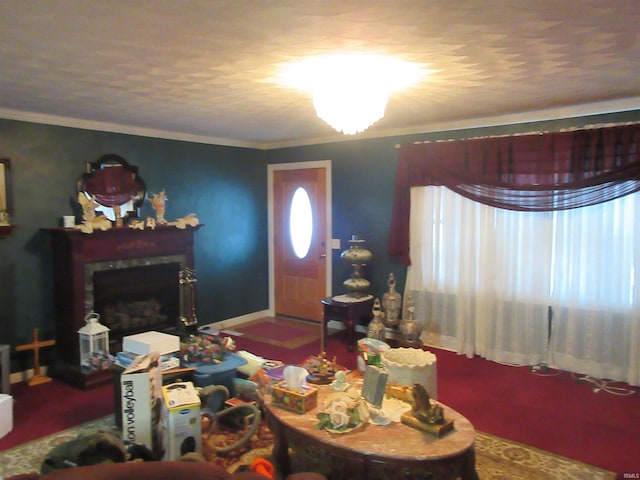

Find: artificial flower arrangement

[82,351,114,372]
[179,333,236,365]
[316,390,370,433]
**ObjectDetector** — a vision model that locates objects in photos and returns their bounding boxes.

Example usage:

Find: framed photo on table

[362,364,388,408]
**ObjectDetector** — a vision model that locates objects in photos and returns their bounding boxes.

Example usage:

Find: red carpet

[1,326,639,478]
[0,379,114,451]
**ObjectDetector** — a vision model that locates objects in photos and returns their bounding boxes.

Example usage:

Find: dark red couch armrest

[5,462,266,480]
[4,462,327,480]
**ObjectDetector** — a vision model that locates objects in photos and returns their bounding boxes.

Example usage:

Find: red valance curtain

[389,124,640,266]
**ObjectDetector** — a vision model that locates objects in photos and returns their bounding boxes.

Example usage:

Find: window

[407,186,640,385]
[289,187,313,259]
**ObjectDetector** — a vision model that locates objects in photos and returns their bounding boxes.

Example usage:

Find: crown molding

[0,108,261,149]
[263,97,640,149]
[3,97,640,151]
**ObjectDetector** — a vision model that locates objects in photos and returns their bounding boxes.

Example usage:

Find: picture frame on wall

[0,158,13,223]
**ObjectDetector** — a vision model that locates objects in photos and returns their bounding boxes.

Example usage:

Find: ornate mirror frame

[77,154,146,226]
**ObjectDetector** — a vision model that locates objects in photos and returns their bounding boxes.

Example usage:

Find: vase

[399,295,423,346]
[367,298,386,341]
[340,235,372,297]
[381,273,401,328]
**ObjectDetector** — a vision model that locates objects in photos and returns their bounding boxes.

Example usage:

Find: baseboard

[199,309,271,332]
[9,366,49,385]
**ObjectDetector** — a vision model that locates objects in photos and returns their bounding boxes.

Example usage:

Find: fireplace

[45,225,201,388]
[90,257,184,346]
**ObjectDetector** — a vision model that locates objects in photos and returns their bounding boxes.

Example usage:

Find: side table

[321,296,374,352]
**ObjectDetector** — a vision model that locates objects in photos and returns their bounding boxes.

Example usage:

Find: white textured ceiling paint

[1,0,640,148]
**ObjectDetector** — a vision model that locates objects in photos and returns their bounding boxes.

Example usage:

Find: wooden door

[273,167,328,322]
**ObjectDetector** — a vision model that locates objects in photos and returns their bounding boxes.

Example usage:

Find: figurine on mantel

[147,190,168,225]
[169,213,200,229]
[75,192,112,234]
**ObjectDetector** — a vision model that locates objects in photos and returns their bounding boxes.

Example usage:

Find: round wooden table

[264,381,478,480]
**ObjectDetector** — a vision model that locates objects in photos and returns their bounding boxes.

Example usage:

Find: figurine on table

[401,383,454,436]
[411,383,444,425]
[330,370,350,392]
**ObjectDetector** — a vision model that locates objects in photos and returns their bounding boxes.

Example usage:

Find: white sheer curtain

[406,186,640,386]
[549,191,640,385]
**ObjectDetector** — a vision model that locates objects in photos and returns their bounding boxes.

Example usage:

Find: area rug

[0,415,273,478]
[228,317,321,349]
[0,416,616,479]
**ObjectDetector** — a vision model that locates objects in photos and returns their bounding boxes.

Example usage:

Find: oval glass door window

[290,187,313,259]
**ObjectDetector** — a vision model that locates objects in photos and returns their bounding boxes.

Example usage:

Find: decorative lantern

[78,312,111,371]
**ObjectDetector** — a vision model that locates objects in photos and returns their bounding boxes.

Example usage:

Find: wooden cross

[16,328,56,386]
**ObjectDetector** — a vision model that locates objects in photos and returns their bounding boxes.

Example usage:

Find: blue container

[188,353,248,396]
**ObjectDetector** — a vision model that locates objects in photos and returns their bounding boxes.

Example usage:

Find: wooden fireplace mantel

[44,224,202,389]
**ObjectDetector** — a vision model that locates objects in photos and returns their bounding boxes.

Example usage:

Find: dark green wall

[3,109,640,372]
[0,119,268,371]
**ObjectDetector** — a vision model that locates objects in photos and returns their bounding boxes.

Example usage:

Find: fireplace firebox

[92,260,181,342]
[44,225,202,389]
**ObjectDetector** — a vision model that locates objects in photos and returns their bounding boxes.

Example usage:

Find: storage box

[120,352,163,457]
[161,382,202,461]
[189,352,247,396]
[123,331,180,356]
[271,381,318,414]
[0,394,13,439]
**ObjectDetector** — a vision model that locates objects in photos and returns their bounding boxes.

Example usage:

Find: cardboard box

[161,382,201,460]
[0,394,13,439]
[271,381,318,414]
[120,352,163,457]
[123,331,180,356]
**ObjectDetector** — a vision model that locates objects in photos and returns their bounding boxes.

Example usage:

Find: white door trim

[267,160,332,316]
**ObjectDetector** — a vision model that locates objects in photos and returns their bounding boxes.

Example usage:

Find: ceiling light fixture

[280,54,427,135]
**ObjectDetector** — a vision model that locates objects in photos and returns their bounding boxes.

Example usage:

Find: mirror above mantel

[77,154,146,227]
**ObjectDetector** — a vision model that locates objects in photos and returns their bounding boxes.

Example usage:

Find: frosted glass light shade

[313,87,388,135]
[279,54,427,135]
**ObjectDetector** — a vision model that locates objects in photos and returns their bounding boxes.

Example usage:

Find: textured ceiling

[1,0,640,148]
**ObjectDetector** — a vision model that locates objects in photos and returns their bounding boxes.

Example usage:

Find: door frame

[267,160,333,316]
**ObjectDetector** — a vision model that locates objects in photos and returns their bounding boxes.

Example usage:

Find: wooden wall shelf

[0,225,16,238]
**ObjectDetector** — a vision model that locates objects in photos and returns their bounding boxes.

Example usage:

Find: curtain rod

[394,121,640,149]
